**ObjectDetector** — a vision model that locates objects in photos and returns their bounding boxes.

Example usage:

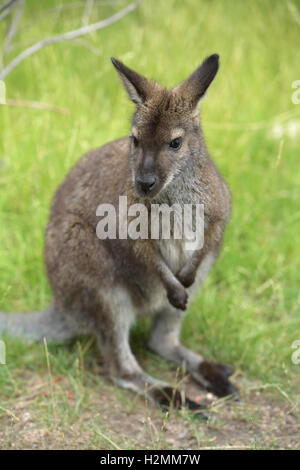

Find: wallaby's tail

[0,304,78,343]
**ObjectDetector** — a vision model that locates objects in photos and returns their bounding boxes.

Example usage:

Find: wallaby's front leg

[176,249,206,288]
[156,259,188,310]
[148,308,239,399]
[136,241,188,310]
[177,222,222,288]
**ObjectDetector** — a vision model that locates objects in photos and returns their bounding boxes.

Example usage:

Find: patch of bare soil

[0,372,299,450]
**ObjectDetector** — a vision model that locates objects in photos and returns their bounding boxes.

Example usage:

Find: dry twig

[0,0,143,80]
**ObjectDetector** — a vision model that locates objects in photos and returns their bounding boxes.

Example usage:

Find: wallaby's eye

[130,135,139,148]
[169,137,182,151]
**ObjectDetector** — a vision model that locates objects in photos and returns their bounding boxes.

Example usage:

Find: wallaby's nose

[136,175,157,195]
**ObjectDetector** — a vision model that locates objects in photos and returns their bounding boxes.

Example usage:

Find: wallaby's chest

[157,208,207,274]
[159,238,190,274]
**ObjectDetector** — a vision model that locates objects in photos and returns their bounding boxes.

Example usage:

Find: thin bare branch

[0,8,10,21]
[16,0,125,36]
[3,0,25,57]
[0,0,142,80]
[69,38,102,56]
[0,0,18,14]
[5,99,70,114]
[82,0,94,27]
[0,0,18,21]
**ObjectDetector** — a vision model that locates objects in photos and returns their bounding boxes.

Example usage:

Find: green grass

[0,0,300,449]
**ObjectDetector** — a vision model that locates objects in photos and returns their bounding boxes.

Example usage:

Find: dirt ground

[0,370,299,450]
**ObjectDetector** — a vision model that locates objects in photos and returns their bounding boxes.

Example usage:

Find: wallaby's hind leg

[95,288,203,410]
[148,308,239,399]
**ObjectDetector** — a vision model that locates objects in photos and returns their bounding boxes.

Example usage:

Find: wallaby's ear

[111,58,150,106]
[175,54,219,111]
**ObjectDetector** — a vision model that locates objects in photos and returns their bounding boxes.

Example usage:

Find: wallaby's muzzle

[135,174,157,197]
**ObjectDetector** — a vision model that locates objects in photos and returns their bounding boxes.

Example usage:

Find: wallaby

[0,54,238,409]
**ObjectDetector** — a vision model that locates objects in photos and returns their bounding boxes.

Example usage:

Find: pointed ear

[175,54,219,111]
[111,58,150,105]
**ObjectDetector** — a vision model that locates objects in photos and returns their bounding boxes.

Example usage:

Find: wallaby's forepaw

[167,286,188,310]
[176,270,195,288]
[194,361,240,400]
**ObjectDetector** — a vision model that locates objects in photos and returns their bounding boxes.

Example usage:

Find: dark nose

[136,175,157,195]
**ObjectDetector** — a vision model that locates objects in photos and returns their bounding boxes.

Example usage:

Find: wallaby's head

[111,54,219,199]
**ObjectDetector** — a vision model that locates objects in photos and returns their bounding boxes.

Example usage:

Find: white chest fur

[159,238,190,274]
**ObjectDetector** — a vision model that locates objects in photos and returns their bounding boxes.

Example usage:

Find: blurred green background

[0,0,300,392]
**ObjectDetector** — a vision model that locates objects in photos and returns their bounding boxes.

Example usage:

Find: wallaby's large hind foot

[151,386,209,415]
[193,361,240,400]
[113,372,207,413]
[148,309,240,401]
